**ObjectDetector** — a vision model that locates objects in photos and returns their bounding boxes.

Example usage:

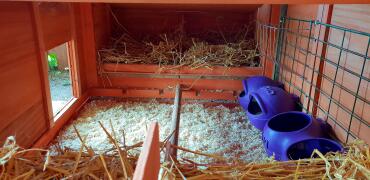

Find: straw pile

[161,141,370,179]
[0,123,140,180]
[99,27,260,69]
[1,136,369,179]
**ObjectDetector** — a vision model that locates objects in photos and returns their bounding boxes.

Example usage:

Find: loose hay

[51,99,268,164]
[99,25,260,69]
[1,136,369,179]
[161,141,370,179]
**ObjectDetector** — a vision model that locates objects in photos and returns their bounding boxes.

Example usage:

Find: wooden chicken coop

[0,1,369,179]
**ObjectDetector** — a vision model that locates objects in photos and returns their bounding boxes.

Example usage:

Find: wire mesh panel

[257,17,370,144]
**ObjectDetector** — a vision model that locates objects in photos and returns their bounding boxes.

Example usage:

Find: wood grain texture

[38,2,73,50]
[32,2,54,127]
[89,88,237,100]
[166,84,182,161]
[111,5,257,40]
[93,3,111,50]
[93,4,261,100]
[0,2,48,147]
[79,3,99,88]
[72,3,89,93]
[318,4,370,144]
[256,4,279,78]
[103,64,263,76]
[14,0,370,4]
[133,122,160,180]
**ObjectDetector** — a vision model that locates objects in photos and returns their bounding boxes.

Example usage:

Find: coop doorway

[46,42,74,117]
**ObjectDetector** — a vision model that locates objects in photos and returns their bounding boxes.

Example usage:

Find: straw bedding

[98,26,260,69]
[1,132,369,179]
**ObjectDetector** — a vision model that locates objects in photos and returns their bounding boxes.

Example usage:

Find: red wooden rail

[103,63,264,77]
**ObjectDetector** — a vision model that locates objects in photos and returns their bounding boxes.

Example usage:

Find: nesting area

[98,25,260,69]
[50,99,268,164]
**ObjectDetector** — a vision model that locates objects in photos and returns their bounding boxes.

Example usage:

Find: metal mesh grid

[257,17,370,144]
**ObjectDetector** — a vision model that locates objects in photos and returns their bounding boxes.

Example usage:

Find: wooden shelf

[102,63,263,77]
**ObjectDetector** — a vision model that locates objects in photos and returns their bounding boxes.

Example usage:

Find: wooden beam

[31,2,54,127]
[79,3,99,88]
[102,63,264,77]
[68,3,82,98]
[89,87,236,100]
[311,5,333,116]
[165,84,182,161]
[133,122,160,180]
[18,0,370,4]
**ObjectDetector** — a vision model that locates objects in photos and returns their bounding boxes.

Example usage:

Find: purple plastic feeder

[239,76,284,111]
[246,86,297,131]
[262,111,342,161]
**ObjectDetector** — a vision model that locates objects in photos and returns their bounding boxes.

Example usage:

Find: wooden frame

[33,2,83,125]
[311,4,334,117]
[67,3,82,98]
[103,64,263,77]
[32,2,54,127]
[23,0,370,4]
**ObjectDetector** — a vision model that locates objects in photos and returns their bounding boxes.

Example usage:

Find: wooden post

[133,122,160,180]
[165,84,182,162]
[31,2,54,127]
[311,5,333,116]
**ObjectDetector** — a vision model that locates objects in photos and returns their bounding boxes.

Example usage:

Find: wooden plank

[312,5,333,116]
[79,3,99,88]
[22,0,370,4]
[0,101,48,148]
[103,64,263,77]
[33,92,89,148]
[89,88,237,100]
[31,2,54,127]
[93,3,111,50]
[133,122,160,180]
[111,5,256,39]
[38,2,73,50]
[165,84,182,161]
[68,3,82,98]
[0,2,49,147]
[102,77,245,91]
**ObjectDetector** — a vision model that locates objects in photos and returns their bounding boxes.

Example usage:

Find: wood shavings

[51,99,267,164]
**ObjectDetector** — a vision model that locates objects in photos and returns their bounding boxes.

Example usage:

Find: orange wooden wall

[0,2,91,147]
[109,4,259,40]
[0,2,49,147]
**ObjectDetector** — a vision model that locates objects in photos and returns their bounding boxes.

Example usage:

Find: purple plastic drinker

[262,111,342,161]
[287,138,343,160]
[246,86,298,131]
[239,76,284,111]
